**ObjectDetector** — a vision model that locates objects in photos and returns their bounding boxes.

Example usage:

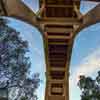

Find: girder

[74,3,100,38]
[40,0,80,100]
[0,0,41,32]
[0,0,7,15]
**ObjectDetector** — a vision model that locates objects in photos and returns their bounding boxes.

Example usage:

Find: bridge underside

[40,0,80,100]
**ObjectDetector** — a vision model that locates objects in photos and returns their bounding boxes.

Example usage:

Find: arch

[0,0,43,34]
[0,0,100,39]
[73,3,100,38]
[70,3,100,99]
[70,22,100,99]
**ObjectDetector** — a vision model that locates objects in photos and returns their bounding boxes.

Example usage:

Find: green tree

[78,71,100,100]
[0,18,40,100]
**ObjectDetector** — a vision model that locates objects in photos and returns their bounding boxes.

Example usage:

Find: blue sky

[5,1,100,100]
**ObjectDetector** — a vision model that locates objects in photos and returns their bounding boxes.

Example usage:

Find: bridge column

[44,28,74,100]
[39,1,80,100]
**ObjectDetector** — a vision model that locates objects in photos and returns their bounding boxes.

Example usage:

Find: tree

[78,71,100,100]
[10,73,40,100]
[0,18,40,100]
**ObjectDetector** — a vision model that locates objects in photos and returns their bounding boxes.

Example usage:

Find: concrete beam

[39,17,81,25]
[0,0,42,33]
[73,4,100,38]
[45,27,73,33]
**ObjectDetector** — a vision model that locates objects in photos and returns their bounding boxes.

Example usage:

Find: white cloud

[70,47,100,83]
[69,47,100,100]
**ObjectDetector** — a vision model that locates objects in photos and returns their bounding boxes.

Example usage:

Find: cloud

[33,47,43,57]
[71,47,100,83]
[69,47,100,100]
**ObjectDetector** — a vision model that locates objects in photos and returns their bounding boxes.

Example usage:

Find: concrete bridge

[0,0,100,100]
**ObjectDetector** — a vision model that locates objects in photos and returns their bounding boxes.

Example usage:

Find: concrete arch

[0,0,100,39]
[0,0,43,35]
[74,3,100,38]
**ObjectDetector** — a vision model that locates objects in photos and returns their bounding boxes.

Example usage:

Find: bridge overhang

[0,0,43,33]
[0,0,99,37]
[74,3,100,38]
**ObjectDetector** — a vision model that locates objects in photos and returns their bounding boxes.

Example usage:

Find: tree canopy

[0,18,40,100]
[78,71,100,100]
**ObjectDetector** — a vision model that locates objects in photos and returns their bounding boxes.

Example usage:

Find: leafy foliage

[10,73,40,100]
[0,18,40,100]
[78,71,100,100]
[0,18,30,87]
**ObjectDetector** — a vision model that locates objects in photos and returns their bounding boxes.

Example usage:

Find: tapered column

[40,1,80,100]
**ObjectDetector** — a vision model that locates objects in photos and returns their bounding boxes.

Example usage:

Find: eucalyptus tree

[0,18,40,100]
[78,71,100,100]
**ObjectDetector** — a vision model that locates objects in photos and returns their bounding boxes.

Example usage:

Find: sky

[4,0,100,100]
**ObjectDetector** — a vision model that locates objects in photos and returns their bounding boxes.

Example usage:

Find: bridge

[0,0,100,100]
